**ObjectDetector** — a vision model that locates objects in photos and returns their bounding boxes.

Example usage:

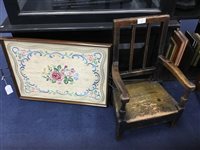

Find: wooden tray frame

[0,37,111,107]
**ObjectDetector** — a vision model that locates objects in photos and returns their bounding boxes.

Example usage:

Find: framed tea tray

[0,38,111,107]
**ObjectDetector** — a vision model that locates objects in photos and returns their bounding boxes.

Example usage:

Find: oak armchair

[112,14,195,139]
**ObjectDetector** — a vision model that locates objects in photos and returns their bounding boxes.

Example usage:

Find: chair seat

[113,81,179,123]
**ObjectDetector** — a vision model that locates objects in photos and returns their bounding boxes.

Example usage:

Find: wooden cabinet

[0,0,176,32]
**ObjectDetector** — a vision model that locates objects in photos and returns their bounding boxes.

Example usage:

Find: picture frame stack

[165,29,188,66]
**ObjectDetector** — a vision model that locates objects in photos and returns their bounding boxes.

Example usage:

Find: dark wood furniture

[112,14,196,139]
[0,0,178,35]
[1,0,199,33]
[2,0,175,25]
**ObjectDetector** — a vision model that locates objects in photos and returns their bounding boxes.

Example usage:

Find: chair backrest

[113,15,170,78]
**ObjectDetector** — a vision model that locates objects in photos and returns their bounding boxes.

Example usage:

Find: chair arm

[159,55,196,91]
[112,62,130,103]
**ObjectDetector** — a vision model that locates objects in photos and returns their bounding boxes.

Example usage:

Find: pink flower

[88,55,93,61]
[51,71,62,81]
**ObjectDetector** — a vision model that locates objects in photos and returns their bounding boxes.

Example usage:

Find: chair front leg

[179,90,191,108]
[117,98,128,140]
[171,91,190,126]
[119,98,128,121]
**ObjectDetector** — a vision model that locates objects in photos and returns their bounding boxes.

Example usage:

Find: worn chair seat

[113,81,179,123]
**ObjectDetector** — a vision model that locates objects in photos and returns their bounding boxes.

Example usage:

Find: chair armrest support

[112,62,129,103]
[159,55,196,91]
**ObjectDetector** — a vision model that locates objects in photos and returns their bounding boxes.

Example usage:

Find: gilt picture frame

[0,38,111,107]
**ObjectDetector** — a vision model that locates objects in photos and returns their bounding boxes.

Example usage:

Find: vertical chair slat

[158,20,169,55]
[113,24,121,62]
[129,25,136,72]
[143,23,152,68]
